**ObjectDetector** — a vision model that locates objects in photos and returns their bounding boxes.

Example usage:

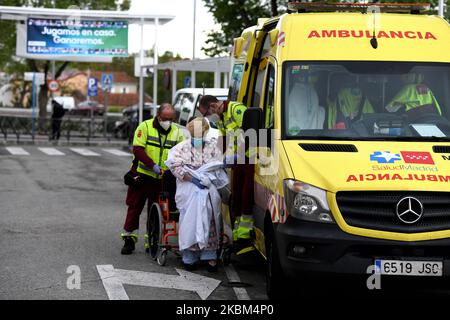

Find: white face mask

[159,120,172,131]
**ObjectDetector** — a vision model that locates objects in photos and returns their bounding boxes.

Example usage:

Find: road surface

[1,145,449,301]
[0,145,267,300]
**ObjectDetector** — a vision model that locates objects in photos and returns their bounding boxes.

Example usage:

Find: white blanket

[165,160,229,251]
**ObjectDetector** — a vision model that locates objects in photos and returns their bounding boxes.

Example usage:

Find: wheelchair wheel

[157,249,168,266]
[146,203,163,260]
[222,247,232,265]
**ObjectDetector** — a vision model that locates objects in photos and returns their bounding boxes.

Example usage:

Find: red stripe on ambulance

[278,32,286,46]
[268,193,288,224]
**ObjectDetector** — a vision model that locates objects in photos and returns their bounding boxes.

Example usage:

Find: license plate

[374,259,443,276]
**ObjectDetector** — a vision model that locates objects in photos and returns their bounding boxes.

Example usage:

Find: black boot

[121,236,135,255]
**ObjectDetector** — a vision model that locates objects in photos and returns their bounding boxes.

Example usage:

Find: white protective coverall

[287,82,325,133]
[165,158,229,251]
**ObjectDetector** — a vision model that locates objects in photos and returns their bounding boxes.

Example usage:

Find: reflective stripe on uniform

[121,232,138,243]
[238,221,254,229]
[147,136,159,142]
[139,163,153,172]
[146,141,175,149]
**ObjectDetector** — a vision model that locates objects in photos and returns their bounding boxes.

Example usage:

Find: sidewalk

[1,134,130,148]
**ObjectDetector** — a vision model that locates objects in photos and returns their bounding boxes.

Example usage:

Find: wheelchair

[144,170,179,265]
[144,171,233,266]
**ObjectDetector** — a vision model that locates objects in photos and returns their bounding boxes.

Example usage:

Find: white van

[46,96,76,113]
[173,88,228,126]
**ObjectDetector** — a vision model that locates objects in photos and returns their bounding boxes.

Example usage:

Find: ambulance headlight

[284,179,334,224]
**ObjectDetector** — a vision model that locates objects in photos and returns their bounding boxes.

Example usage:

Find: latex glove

[200,176,212,188]
[191,177,206,189]
[152,164,162,176]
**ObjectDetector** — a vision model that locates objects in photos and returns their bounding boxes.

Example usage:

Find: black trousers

[162,170,177,211]
[51,118,62,140]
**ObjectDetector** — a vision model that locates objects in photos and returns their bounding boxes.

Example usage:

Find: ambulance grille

[432,146,450,154]
[299,144,358,152]
[336,191,450,233]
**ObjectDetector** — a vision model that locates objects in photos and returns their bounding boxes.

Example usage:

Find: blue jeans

[182,249,217,265]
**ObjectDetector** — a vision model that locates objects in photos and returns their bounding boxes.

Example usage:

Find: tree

[145,50,186,104]
[203,0,448,57]
[202,0,271,57]
[0,0,128,130]
[377,0,449,21]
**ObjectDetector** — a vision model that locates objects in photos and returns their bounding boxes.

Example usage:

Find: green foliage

[107,105,124,113]
[202,0,271,57]
[202,0,449,57]
[74,55,135,78]
[378,0,449,21]
[144,51,185,104]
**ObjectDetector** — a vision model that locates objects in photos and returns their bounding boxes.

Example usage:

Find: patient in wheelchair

[165,117,228,272]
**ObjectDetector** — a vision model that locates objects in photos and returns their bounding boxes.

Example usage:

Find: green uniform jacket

[216,101,248,156]
[133,119,184,179]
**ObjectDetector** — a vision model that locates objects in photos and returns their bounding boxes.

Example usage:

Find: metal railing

[0,113,122,143]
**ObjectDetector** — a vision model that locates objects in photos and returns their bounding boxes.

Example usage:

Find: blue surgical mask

[191,137,204,148]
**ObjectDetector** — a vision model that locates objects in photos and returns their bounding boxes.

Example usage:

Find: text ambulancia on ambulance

[229,2,450,298]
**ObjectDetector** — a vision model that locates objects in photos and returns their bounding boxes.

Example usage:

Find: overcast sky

[127,0,219,59]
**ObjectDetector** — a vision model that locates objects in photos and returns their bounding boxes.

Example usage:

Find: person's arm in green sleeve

[431,94,442,115]
[385,85,414,113]
[233,103,247,129]
[132,121,148,148]
[132,121,159,173]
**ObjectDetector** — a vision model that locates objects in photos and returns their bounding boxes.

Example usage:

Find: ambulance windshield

[283,61,450,141]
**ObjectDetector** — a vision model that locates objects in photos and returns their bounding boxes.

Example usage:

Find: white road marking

[38,147,65,156]
[96,265,129,300]
[102,148,131,157]
[70,148,100,156]
[224,264,251,300]
[5,147,30,155]
[96,264,221,300]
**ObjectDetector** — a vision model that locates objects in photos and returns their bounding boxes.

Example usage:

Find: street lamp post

[153,18,159,116]
[438,0,444,17]
[193,0,196,60]
[138,19,144,124]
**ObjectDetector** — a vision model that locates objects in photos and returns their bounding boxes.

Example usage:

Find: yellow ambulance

[230,2,450,297]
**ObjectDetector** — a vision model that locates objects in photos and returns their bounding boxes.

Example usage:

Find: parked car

[114,103,158,141]
[173,88,229,126]
[70,100,106,116]
[46,96,76,113]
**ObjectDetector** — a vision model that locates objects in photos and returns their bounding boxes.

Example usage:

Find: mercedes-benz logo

[396,196,424,224]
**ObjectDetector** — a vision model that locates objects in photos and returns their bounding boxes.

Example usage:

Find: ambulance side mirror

[242,107,262,132]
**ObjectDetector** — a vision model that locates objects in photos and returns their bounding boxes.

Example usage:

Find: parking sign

[88,77,98,97]
[102,74,113,92]
[184,76,191,88]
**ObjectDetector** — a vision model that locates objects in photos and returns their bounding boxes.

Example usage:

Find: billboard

[26,18,128,57]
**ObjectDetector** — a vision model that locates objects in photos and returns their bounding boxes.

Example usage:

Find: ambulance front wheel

[265,223,286,299]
